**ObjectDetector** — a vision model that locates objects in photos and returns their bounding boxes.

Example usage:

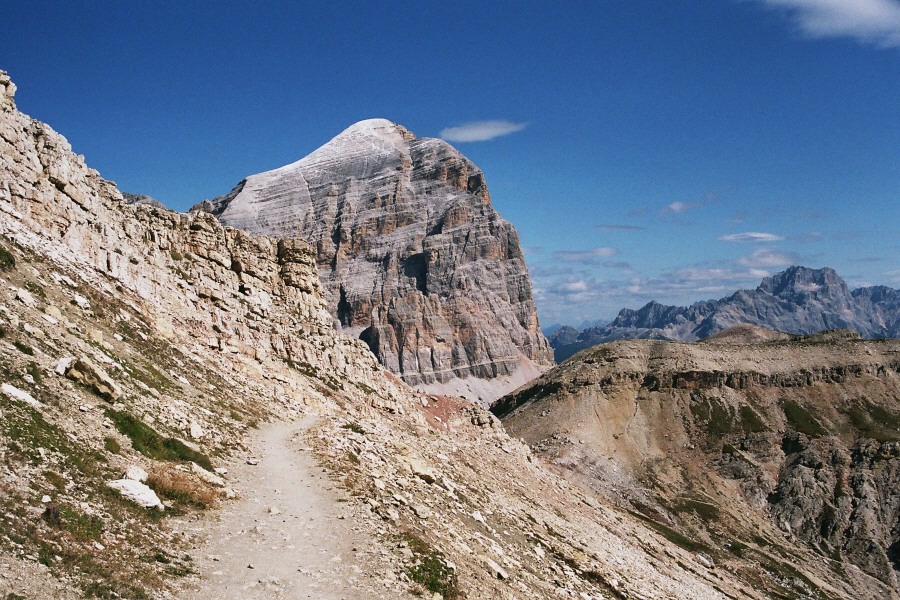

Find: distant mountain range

[550,266,900,362]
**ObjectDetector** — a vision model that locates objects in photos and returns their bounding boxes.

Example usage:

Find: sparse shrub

[0,243,15,271]
[401,533,459,599]
[26,361,42,384]
[0,325,6,338]
[24,280,46,298]
[782,399,826,436]
[146,467,217,509]
[103,436,121,454]
[170,250,184,261]
[105,409,213,470]
[44,470,67,492]
[13,340,34,355]
[341,420,366,435]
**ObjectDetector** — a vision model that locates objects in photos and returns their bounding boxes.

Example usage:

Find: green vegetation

[13,340,34,355]
[781,399,826,436]
[103,436,122,454]
[400,532,459,599]
[26,361,42,384]
[0,243,15,271]
[491,381,562,418]
[340,420,366,435]
[630,509,712,554]
[673,497,721,523]
[843,399,900,442]
[24,280,46,299]
[105,409,212,470]
[738,405,767,433]
[44,470,67,493]
[726,539,748,558]
[1,396,103,475]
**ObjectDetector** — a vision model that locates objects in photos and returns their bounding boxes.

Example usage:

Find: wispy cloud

[753,0,900,48]
[439,120,527,142]
[554,247,618,263]
[736,248,797,268]
[661,200,703,215]
[595,224,644,231]
[718,231,785,242]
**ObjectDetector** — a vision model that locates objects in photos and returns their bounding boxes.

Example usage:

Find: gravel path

[179,415,408,599]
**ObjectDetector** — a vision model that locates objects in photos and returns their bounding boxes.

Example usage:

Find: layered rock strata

[496,327,900,598]
[194,119,552,402]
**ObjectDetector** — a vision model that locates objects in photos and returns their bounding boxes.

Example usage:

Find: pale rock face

[195,119,552,401]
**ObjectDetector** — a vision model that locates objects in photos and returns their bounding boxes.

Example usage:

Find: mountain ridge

[551,266,900,361]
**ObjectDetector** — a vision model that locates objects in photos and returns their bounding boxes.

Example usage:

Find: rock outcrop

[193,118,552,403]
[552,266,900,361]
[496,329,900,598]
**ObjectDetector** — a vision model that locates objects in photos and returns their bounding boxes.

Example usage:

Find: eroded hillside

[495,326,900,599]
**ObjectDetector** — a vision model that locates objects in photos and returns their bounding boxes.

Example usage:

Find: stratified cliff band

[194,119,552,402]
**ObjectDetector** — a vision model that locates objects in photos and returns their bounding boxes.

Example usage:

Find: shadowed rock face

[194,119,552,397]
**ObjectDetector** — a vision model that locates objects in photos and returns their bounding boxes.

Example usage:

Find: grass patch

[843,399,900,442]
[146,467,217,510]
[690,395,735,437]
[24,280,46,299]
[44,470,67,493]
[103,436,122,454]
[630,510,713,554]
[1,396,103,475]
[726,539,748,558]
[340,420,366,435]
[400,532,459,599]
[13,340,34,355]
[0,243,14,270]
[491,381,562,418]
[26,361,42,384]
[105,409,212,470]
[739,405,767,433]
[782,399,826,436]
[673,497,721,523]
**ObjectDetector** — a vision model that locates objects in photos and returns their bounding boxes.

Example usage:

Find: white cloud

[736,248,797,268]
[664,201,694,214]
[439,120,528,142]
[554,247,618,263]
[718,231,785,242]
[755,0,900,47]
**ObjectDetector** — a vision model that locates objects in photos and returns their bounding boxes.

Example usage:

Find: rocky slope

[495,326,900,599]
[193,118,552,404]
[0,70,769,599]
[553,267,900,361]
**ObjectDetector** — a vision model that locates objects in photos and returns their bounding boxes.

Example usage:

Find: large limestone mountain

[2,70,770,599]
[553,266,900,361]
[495,327,900,599]
[193,119,552,403]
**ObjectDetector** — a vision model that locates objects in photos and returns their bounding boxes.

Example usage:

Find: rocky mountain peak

[757,265,847,298]
[194,118,552,403]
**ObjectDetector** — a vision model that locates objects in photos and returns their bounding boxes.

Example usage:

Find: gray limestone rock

[193,119,552,396]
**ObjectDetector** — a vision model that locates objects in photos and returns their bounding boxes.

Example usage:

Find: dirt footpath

[178,415,411,599]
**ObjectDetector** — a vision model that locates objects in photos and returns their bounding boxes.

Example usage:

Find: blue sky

[2,1,898,325]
